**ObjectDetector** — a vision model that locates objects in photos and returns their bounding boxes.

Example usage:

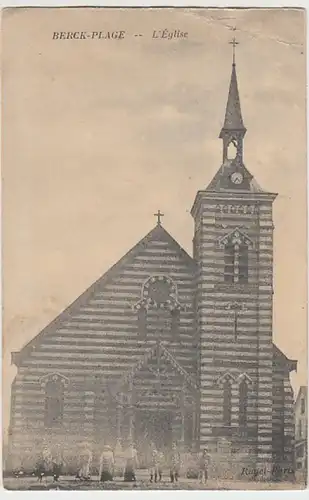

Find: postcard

[2,7,307,490]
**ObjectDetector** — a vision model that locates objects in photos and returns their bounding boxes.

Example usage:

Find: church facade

[8,58,297,479]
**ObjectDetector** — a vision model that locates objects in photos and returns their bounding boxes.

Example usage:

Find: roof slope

[13,224,196,372]
[273,344,297,372]
[205,159,266,193]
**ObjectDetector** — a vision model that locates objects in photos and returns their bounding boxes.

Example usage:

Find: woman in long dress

[77,447,92,480]
[123,443,138,482]
[99,445,115,482]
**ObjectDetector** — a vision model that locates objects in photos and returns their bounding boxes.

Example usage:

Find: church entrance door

[136,409,173,452]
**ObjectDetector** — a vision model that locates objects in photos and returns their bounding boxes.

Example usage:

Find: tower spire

[218,37,247,168]
[198,35,266,193]
[220,38,246,136]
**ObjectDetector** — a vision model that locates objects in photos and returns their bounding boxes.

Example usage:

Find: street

[3,471,306,491]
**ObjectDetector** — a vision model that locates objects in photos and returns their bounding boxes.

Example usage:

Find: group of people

[34,458,64,483]
[97,441,181,483]
[99,442,139,482]
[98,441,211,485]
[147,442,180,483]
[32,442,211,485]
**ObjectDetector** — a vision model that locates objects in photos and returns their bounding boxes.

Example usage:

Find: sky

[2,7,307,439]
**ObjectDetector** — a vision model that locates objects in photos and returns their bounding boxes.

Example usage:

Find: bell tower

[191,42,277,477]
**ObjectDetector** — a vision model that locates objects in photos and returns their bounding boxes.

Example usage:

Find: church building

[8,52,297,479]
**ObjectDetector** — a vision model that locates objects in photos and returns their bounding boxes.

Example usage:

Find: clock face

[231,172,244,185]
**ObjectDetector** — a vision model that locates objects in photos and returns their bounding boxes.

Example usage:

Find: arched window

[134,276,182,340]
[227,137,238,160]
[223,380,232,427]
[239,380,248,428]
[44,379,64,428]
[222,231,250,284]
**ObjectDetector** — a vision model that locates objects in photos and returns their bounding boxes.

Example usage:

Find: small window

[301,398,305,414]
[296,445,304,458]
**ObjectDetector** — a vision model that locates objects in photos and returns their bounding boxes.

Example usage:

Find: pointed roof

[205,159,259,193]
[219,63,246,136]
[12,224,196,366]
[273,344,297,373]
[110,340,198,394]
[202,59,274,195]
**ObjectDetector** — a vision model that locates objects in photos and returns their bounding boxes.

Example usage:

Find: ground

[3,470,306,491]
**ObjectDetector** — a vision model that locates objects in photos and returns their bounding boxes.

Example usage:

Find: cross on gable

[154,210,164,225]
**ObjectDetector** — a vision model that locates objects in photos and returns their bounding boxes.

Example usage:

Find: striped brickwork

[283,373,296,473]
[191,190,276,476]
[8,225,197,470]
[255,202,274,476]
[272,361,285,468]
[7,207,296,476]
[272,350,296,478]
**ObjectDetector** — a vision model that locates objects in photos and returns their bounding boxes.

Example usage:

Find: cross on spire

[229,36,239,65]
[154,210,164,225]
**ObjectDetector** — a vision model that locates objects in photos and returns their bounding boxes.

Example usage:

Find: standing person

[99,445,114,482]
[77,445,92,480]
[157,450,165,482]
[42,446,52,478]
[169,442,181,483]
[198,448,210,485]
[123,442,138,482]
[52,459,63,482]
[149,442,159,483]
[35,455,46,483]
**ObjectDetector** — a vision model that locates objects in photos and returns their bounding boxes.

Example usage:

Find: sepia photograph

[1,7,307,490]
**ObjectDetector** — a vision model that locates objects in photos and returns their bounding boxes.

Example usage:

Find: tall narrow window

[223,380,232,426]
[224,244,235,283]
[220,229,252,285]
[44,379,64,428]
[299,419,302,439]
[171,308,180,338]
[301,398,305,415]
[239,244,248,284]
[138,306,147,337]
[239,380,248,428]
